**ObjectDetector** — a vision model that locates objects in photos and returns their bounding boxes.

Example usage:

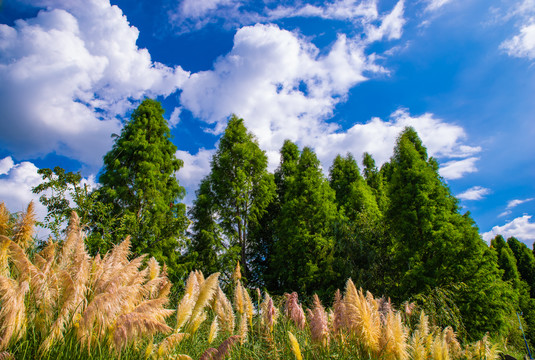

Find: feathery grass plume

[0,277,29,350]
[132,298,175,323]
[431,332,450,360]
[443,326,461,358]
[332,289,345,334]
[209,316,219,344]
[190,272,219,322]
[176,292,196,332]
[0,236,10,277]
[382,310,408,360]
[113,312,172,352]
[467,334,500,360]
[409,330,427,360]
[8,240,58,328]
[232,261,241,283]
[195,270,205,287]
[189,311,207,334]
[307,294,329,347]
[214,286,235,334]
[238,309,248,344]
[343,279,381,355]
[0,203,10,236]
[261,293,277,333]
[173,355,193,360]
[175,271,201,331]
[0,352,13,360]
[215,335,240,360]
[288,331,303,360]
[200,347,218,360]
[234,280,244,314]
[156,332,189,358]
[12,201,36,250]
[377,296,393,324]
[416,310,429,337]
[284,292,306,330]
[57,211,82,269]
[243,285,254,327]
[145,341,154,359]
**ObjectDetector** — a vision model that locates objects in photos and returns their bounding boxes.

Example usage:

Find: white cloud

[457,186,491,201]
[425,0,455,12]
[438,157,479,180]
[179,23,480,182]
[499,0,535,60]
[0,158,47,237]
[507,197,535,209]
[169,107,182,128]
[175,149,215,206]
[482,215,535,245]
[0,0,189,167]
[169,0,405,41]
[180,24,380,168]
[501,23,535,59]
[0,157,15,175]
[365,0,405,42]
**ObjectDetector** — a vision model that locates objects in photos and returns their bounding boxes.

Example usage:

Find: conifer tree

[508,236,535,297]
[188,115,275,280]
[268,142,339,296]
[328,153,383,290]
[96,98,188,280]
[386,127,514,338]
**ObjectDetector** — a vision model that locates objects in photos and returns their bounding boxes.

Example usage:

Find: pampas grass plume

[288,331,303,360]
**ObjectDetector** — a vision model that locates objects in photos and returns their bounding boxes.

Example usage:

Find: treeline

[30,99,535,345]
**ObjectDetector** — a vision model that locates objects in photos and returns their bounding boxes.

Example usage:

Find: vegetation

[0,207,510,359]
[18,101,535,358]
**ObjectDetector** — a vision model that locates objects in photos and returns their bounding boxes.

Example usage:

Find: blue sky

[0,0,534,244]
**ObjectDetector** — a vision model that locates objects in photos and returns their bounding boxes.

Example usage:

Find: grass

[0,203,512,359]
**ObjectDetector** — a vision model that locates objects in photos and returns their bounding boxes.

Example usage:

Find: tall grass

[0,203,506,359]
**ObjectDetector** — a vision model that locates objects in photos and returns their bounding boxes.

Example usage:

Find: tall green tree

[96,98,188,280]
[508,236,535,297]
[268,141,339,297]
[188,115,275,280]
[328,153,384,290]
[385,127,515,338]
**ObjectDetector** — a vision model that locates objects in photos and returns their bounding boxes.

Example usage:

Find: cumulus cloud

[0,157,43,214]
[175,149,215,205]
[178,22,480,183]
[457,186,491,201]
[0,0,189,167]
[482,215,535,245]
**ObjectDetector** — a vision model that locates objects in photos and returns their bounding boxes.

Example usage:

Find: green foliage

[32,166,93,239]
[507,236,535,297]
[95,98,188,280]
[385,127,515,339]
[267,142,339,297]
[188,115,275,282]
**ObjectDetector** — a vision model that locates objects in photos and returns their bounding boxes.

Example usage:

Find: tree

[32,166,94,239]
[328,153,383,291]
[268,142,339,297]
[188,115,275,281]
[96,98,188,280]
[385,127,515,338]
[508,236,535,297]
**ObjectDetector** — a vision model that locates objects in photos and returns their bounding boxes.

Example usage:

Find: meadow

[0,204,510,359]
